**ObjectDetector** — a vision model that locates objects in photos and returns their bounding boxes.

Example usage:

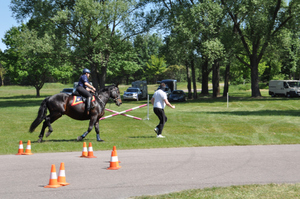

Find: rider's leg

[86,97,91,115]
[76,86,93,115]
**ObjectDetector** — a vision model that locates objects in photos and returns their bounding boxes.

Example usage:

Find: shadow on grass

[31,139,81,143]
[0,94,150,108]
[183,95,300,104]
[128,136,156,138]
[0,95,50,108]
[1,93,299,108]
[203,109,300,117]
[0,94,50,100]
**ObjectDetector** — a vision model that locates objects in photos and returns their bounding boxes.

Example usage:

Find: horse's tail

[29,96,50,133]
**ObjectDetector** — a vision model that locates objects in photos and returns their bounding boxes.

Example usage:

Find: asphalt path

[1,145,300,199]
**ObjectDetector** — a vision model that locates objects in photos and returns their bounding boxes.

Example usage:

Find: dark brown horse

[29,84,122,142]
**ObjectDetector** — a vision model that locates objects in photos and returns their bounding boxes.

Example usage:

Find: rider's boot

[86,97,95,115]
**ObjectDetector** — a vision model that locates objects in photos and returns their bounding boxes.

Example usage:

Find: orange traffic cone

[44,164,62,188]
[85,142,96,158]
[23,140,33,155]
[107,150,121,170]
[80,142,88,157]
[16,141,24,155]
[57,162,70,186]
[112,146,121,163]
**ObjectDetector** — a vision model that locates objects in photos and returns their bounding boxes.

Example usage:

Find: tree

[145,55,166,83]
[221,0,299,97]
[160,33,194,99]
[133,33,164,80]
[52,0,157,89]
[2,25,72,96]
[107,39,141,84]
[11,0,159,89]
[0,62,5,86]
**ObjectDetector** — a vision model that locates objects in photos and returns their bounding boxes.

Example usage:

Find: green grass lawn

[1,82,300,198]
[0,83,300,154]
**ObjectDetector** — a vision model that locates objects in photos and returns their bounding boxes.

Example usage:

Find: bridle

[94,86,121,105]
[110,88,121,102]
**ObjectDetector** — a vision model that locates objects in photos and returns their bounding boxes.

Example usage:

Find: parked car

[269,80,300,97]
[168,90,187,102]
[60,88,74,95]
[123,87,143,101]
[156,85,172,96]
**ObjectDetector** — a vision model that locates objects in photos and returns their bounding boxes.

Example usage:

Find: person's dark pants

[76,86,92,98]
[76,86,93,112]
[153,108,167,135]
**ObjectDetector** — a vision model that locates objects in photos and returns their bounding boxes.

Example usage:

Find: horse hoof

[45,131,52,138]
[37,138,43,143]
[77,136,83,141]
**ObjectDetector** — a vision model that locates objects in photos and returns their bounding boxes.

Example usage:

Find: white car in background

[123,87,143,101]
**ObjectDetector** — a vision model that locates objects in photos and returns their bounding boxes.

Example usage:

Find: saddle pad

[71,96,95,106]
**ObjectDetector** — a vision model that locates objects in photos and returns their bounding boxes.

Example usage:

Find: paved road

[1,145,300,199]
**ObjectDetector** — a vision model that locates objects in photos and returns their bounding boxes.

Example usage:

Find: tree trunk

[191,58,197,99]
[186,61,192,99]
[0,76,3,86]
[90,63,99,90]
[201,60,209,95]
[223,63,230,97]
[212,60,220,97]
[35,87,40,97]
[99,66,107,89]
[250,57,262,97]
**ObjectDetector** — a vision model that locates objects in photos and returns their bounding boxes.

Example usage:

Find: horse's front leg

[94,121,104,142]
[77,118,96,141]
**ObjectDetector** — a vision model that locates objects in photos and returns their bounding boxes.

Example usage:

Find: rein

[94,87,120,107]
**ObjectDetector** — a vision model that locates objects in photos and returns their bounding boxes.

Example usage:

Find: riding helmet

[82,68,91,74]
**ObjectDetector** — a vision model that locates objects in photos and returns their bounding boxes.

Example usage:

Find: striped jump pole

[99,104,147,121]
[105,108,142,120]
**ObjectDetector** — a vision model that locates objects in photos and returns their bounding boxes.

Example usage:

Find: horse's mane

[94,84,117,105]
[100,84,115,93]
[99,84,116,93]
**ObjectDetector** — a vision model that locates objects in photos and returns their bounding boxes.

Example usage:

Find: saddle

[71,91,95,106]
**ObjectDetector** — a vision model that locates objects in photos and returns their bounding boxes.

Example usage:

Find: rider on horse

[76,68,96,115]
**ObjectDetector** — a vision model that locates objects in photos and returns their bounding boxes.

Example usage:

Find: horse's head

[109,84,122,106]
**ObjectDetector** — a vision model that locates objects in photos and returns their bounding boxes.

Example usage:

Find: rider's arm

[84,82,96,92]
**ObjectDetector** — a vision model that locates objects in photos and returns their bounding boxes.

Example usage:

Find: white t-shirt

[152,89,167,109]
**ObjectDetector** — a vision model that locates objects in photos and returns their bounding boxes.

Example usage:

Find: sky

[0,0,19,51]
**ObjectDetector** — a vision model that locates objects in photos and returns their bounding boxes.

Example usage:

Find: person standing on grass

[151,82,175,138]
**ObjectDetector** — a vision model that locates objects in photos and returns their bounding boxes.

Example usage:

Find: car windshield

[288,82,300,87]
[172,91,183,94]
[127,88,138,92]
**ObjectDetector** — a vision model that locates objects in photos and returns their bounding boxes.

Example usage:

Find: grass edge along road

[130,183,300,199]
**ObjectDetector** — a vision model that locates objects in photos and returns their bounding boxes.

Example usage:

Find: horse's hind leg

[38,116,50,143]
[45,113,62,137]
[77,117,96,141]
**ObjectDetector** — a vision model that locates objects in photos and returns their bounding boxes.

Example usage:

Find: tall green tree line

[1,0,299,98]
